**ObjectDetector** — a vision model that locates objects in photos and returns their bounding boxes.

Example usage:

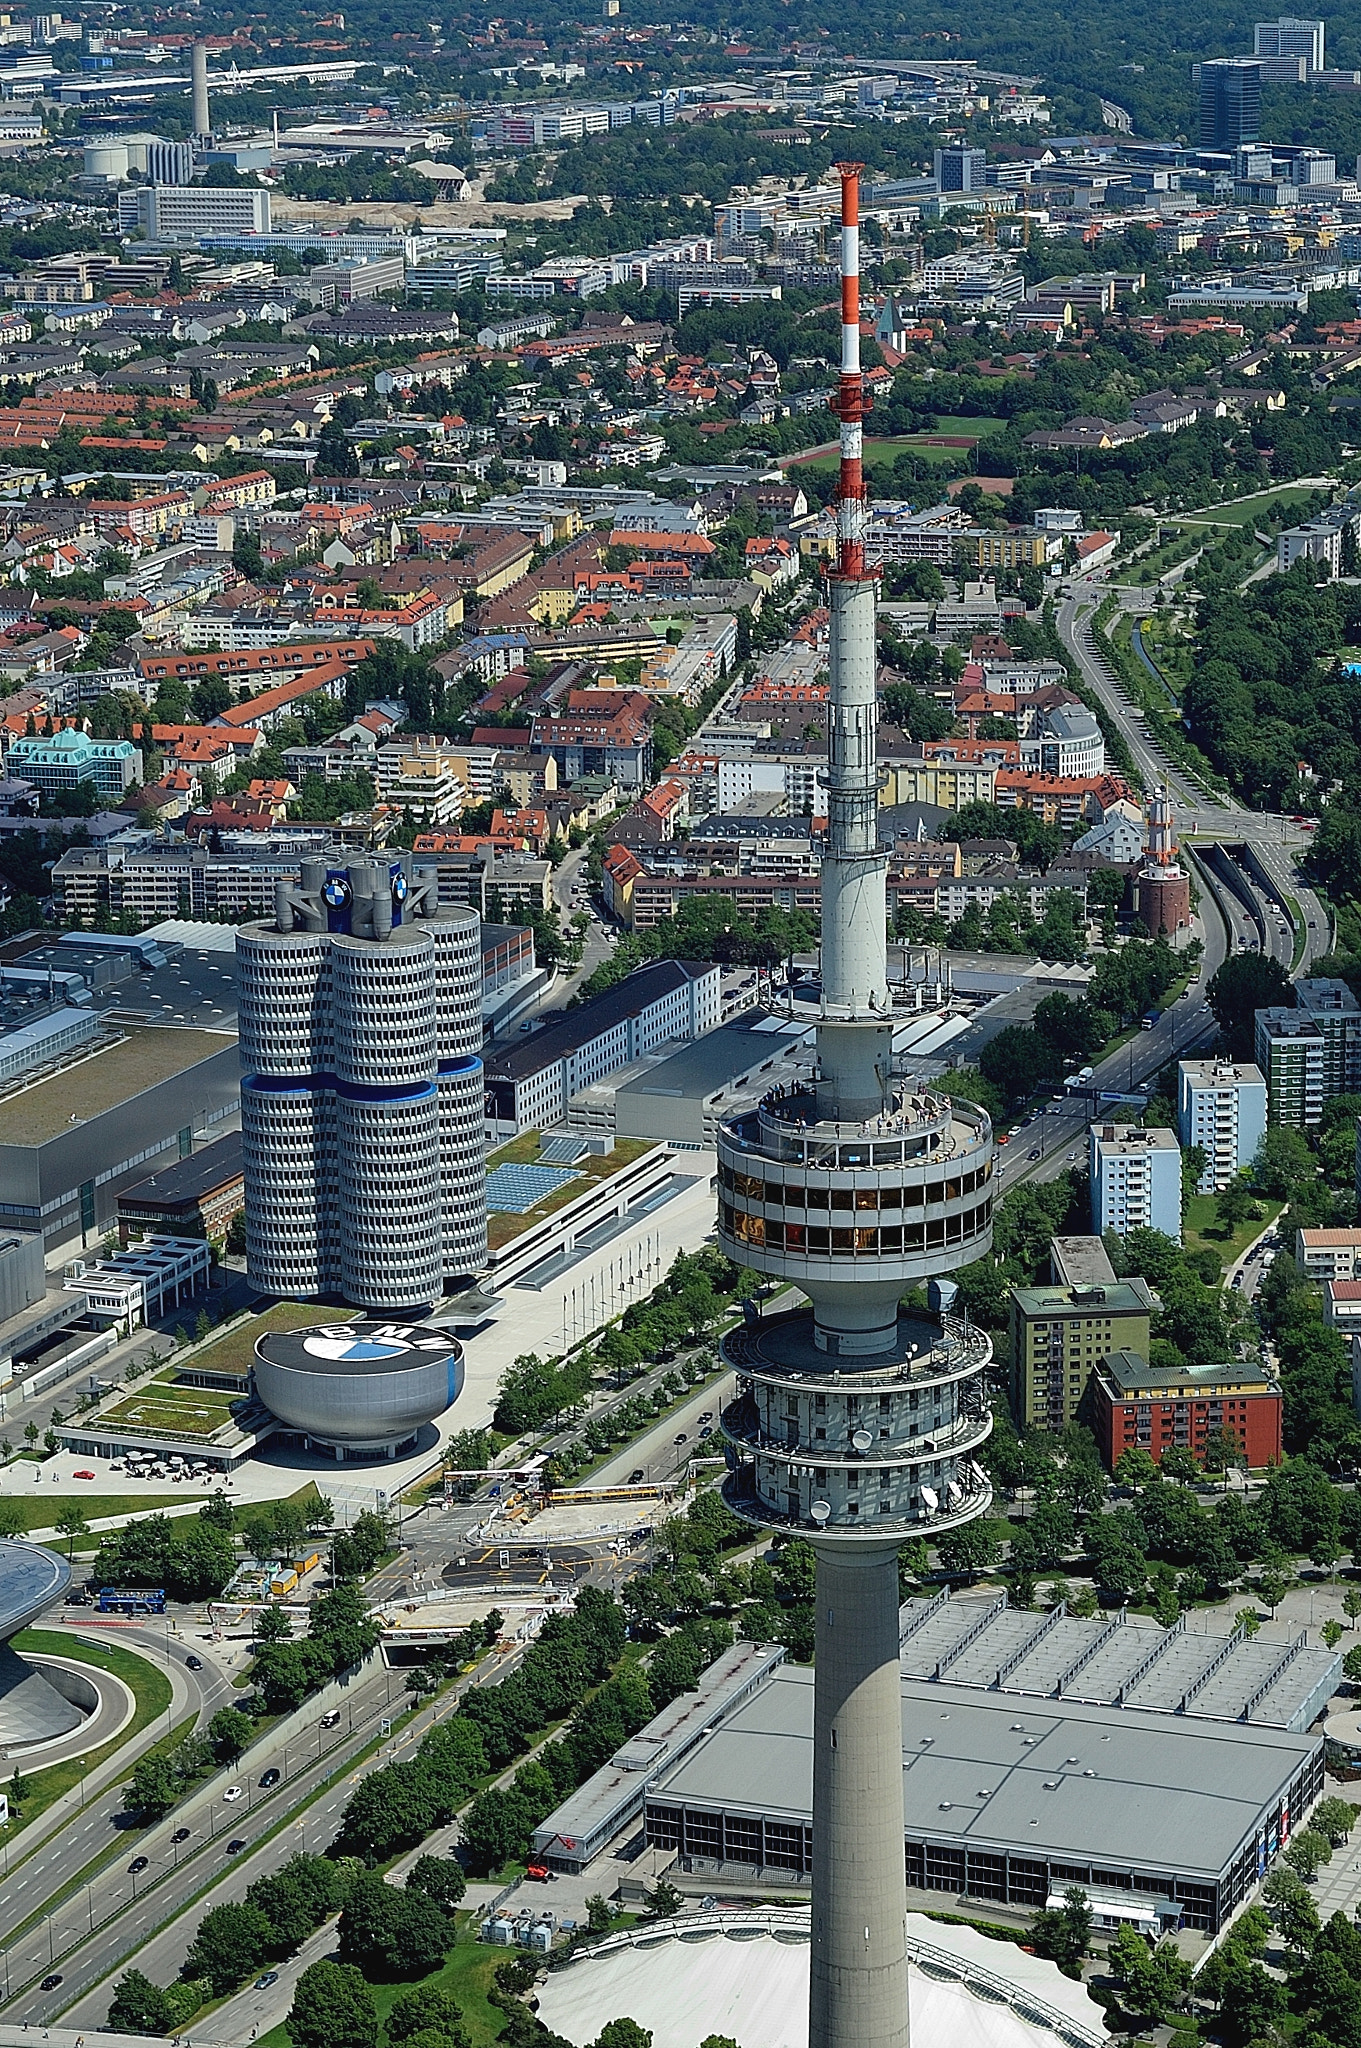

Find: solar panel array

[484,1161,582,1214]
[540,1134,590,1166]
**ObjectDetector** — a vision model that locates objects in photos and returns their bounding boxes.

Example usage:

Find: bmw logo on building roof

[323,877,351,909]
[391,871,409,901]
[302,1330,410,1362]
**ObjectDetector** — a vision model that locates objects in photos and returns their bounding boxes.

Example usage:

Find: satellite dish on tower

[920,1486,939,1516]
[852,1428,872,1453]
[811,1500,832,1525]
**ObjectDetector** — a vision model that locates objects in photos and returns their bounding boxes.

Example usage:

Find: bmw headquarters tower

[717,167,998,2048]
[236,857,486,1314]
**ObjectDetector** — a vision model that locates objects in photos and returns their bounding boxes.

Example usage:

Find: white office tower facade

[237,859,486,1313]
[716,165,996,2048]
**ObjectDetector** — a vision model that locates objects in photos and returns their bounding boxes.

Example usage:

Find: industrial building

[1089,1123,1182,1241]
[567,1018,814,1148]
[1177,1060,1268,1193]
[483,959,722,1136]
[116,1131,244,1247]
[643,1600,1335,1935]
[1009,1275,1156,1431]
[531,1641,786,1873]
[0,1025,240,1247]
[1090,1347,1282,1471]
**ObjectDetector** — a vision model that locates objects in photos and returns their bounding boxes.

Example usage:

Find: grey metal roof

[896,1596,1339,1730]
[651,1667,1318,1887]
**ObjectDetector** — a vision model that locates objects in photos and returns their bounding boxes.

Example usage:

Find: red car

[73,1470,96,1480]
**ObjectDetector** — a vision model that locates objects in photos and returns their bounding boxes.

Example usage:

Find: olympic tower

[716,165,997,2048]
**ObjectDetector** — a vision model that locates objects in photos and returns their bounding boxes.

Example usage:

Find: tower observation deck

[715,165,997,2048]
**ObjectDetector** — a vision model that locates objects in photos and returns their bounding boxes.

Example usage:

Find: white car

[223,1785,243,1803]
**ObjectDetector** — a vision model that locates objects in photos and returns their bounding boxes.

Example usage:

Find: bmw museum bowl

[253,1320,464,1458]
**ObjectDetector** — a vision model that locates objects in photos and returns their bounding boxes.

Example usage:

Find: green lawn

[1180,483,1328,528]
[5,1628,173,1840]
[1182,1195,1284,1270]
[931,413,1006,434]
[254,1916,507,2048]
[0,1493,198,1533]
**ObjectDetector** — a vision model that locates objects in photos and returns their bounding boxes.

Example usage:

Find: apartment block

[1009,1276,1157,1430]
[1177,1060,1268,1192]
[1296,1227,1361,1281]
[1092,1348,1282,1472]
[1255,979,1361,1129]
[1090,1123,1182,1242]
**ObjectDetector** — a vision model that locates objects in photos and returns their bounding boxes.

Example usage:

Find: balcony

[721,1386,992,1466]
[721,1307,993,1389]
[722,1453,993,1542]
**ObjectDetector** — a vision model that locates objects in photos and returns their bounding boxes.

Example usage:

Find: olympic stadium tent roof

[536,1910,1106,2048]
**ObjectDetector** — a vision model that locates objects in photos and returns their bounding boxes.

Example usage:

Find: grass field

[931,413,1006,435]
[1180,483,1327,528]
[1,1493,199,1533]
[1182,1195,1283,1270]
[98,1384,241,1437]
[162,1300,357,1385]
[253,1915,512,2048]
[6,1628,173,1838]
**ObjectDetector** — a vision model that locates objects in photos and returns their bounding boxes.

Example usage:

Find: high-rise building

[236,858,486,1313]
[130,185,270,240]
[934,144,987,192]
[1177,1060,1268,1192]
[1009,1275,1156,1431]
[716,164,996,2048]
[1092,1348,1282,1471]
[1090,1123,1182,1241]
[1256,978,1361,1127]
[1199,59,1262,148]
[1254,15,1324,69]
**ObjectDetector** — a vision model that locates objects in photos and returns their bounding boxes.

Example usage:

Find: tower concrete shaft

[191,41,210,140]
[717,160,995,2048]
[810,1542,911,2048]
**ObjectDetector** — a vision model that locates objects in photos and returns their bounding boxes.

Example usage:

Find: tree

[594,2024,653,2048]
[1215,1175,1256,1234]
[1206,952,1291,1060]
[1114,1447,1158,1493]
[109,1968,177,2034]
[1160,1446,1201,1489]
[183,1901,273,1997]
[208,1706,253,1764]
[338,1872,455,1980]
[286,1961,378,2048]
[386,1986,470,2047]
[54,1503,89,1558]
[1028,1886,1091,1969]
[406,1854,467,1911]
[1284,1826,1332,1880]
[643,1878,683,1919]
[1345,1587,1361,1628]
[937,1519,1002,1581]
[1258,1568,1290,1613]
[129,1754,179,1819]
[1313,1795,1360,1846]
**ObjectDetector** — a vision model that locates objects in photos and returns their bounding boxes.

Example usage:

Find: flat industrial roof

[652,1667,1318,1886]
[118,1130,243,1210]
[0,1026,236,1147]
[615,1022,812,1105]
[897,1594,1337,1729]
